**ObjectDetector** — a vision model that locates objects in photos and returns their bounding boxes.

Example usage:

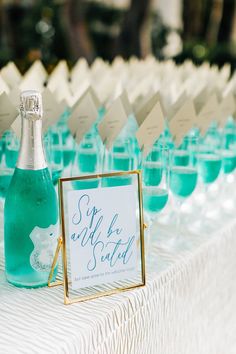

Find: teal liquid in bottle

[4,91,59,288]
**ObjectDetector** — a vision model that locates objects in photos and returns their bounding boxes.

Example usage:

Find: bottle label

[29,222,59,272]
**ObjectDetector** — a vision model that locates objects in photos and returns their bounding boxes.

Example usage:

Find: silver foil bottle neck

[17,90,47,170]
[20,90,43,120]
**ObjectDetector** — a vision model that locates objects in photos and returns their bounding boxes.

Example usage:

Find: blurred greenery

[0,1,235,72]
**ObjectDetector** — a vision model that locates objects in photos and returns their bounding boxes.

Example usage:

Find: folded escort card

[168,99,197,146]
[136,101,165,156]
[68,87,100,144]
[0,92,18,137]
[196,94,218,136]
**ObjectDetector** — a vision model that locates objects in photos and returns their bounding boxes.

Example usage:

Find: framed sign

[48,170,145,304]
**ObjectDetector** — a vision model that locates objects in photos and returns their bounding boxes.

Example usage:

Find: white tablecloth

[0,215,236,354]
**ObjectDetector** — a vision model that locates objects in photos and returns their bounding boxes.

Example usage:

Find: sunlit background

[0,0,235,71]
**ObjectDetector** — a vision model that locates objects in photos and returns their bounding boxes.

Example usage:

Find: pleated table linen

[0,216,236,354]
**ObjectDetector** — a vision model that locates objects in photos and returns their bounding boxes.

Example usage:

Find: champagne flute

[142,143,169,255]
[167,136,198,249]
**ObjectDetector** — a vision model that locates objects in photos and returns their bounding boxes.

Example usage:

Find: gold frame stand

[48,170,146,305]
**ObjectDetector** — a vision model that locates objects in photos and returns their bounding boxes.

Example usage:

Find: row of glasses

[2,103,236,255]
[142,116,236,255]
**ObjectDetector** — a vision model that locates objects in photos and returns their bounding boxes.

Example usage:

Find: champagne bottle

[4,90,59,288]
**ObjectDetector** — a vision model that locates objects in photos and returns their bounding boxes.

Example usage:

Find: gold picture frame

[48,170,146,305]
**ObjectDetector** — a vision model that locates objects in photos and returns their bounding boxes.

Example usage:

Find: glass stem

[175,198,183,239]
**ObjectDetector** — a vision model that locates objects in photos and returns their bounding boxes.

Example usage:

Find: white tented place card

[10,115,21,140]
[8,86,21,107]
[98,96,128,149]
[135,92,160,126]
[132,89,154,115]
[1,62,22,89]
[48,60,69,84]
[0,92,18,137]
[72,86,100,112]
[196,94,218,135]
[217,92,236,127]
[48,171,145,304]
[91,58,108,81]
[0,75,10,94]
[70,79,91,104]
[193,86,209,114]
[168,91,187,120]
[23,60,47,84]
[219,63,231,82]
[20,71,43,92]
[71,58,89,79]
[128,74,153,104]
[94,74,117,104]
[169,99,196,146]
[48,78,73,107]
[136,101,165,156]
[68,89,99,144]
[42,88,66,133]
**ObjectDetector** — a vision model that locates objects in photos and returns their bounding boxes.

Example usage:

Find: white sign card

[67,185,137,289]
